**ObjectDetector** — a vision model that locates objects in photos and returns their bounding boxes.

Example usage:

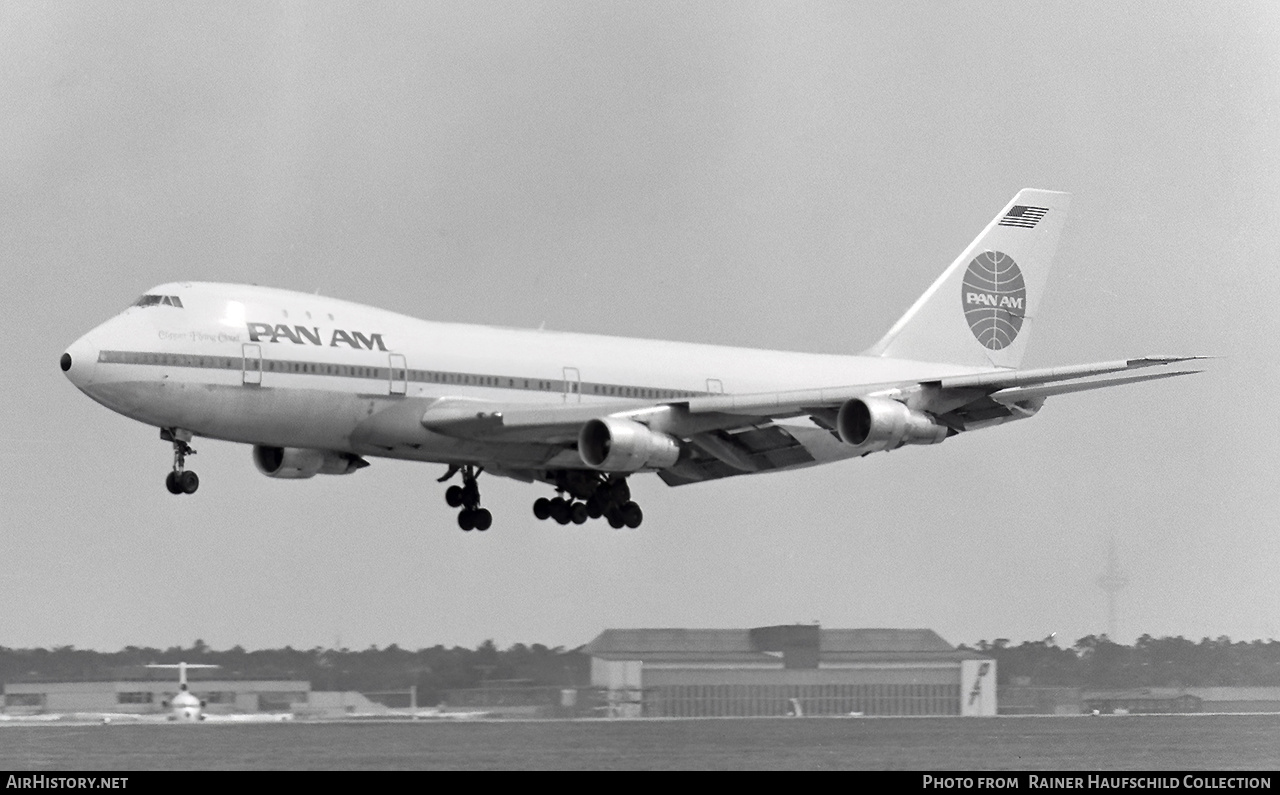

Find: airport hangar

[2,674,310,716]
[583,624,996,717]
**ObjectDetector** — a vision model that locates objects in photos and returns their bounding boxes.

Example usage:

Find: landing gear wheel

[551,498,571,525]
[622,501,642,528]
[442,465,492,532]
[585,496,604,519]
[445,485,464,508]
[571,503,588,525]
[533,498,551,521]
[163,429,198,495]
[606,510,625,530]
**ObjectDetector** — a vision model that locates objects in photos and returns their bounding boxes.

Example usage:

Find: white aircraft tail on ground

[144,662,221,722]
[0,662,292,725]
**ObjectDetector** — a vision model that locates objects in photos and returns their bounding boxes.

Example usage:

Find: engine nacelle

[836,397,948,453]
[578,417,682,472]
[252,445,369,479]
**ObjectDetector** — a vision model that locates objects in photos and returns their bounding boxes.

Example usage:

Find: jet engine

[252,445,369,479]
[836,397,948,453]
[578,417,682,472]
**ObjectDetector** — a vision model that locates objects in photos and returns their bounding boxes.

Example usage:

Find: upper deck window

[134,295,184,308]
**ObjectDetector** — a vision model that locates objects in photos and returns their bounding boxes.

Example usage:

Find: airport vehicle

[61,189,1200,530]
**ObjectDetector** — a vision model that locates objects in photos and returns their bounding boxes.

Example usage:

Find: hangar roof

[584,626,985,664]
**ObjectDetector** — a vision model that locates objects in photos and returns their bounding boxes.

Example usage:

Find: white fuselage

[63,282,989,472]
[169,690,202,722]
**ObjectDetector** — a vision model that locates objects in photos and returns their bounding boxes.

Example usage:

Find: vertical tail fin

[864,189,1071,369]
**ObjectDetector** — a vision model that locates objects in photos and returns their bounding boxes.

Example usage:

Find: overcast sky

[2,1,1277,653]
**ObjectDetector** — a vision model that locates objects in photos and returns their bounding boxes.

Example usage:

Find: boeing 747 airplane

[61,190,1201,531]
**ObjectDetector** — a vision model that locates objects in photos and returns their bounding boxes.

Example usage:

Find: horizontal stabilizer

[990,369,1202,404]
[936,356,1208,391]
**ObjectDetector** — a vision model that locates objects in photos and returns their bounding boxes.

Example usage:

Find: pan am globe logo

[961,250,1026,350]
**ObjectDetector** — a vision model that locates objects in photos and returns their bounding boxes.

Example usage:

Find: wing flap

[661,425,820,486]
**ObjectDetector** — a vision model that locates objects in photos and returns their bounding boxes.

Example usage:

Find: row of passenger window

[590,383,695,399]
[101,351,238,369]
[413,371,695,398]
[267,360,386,378]
[98,350,706,398]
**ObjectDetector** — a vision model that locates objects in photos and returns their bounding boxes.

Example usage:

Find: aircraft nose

[62,333,98,388]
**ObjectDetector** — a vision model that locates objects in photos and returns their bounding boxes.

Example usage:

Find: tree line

[0,641,590,705]
[3,635,1278,702]
[962,635,1280,688]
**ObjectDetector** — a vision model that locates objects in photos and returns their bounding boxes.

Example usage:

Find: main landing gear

[440,465,491,532]
[533,476,643,529]
[161,428,199,496]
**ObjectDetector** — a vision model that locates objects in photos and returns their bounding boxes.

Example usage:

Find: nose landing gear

[441,465,491,531]
[161,428,199,495]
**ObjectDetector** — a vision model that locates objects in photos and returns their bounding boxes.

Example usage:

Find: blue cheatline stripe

[96,349,710,400]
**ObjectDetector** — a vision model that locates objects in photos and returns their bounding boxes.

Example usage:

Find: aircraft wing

[201,712,294,723]
[413,356,1203,484]
[421,357,1203,437]
[0,712,166,724]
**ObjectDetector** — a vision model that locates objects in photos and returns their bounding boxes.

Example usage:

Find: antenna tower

[1095,536,1129,642]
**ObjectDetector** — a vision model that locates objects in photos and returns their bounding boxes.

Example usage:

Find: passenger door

[563,366,581,403]
[242,344,262,386]
[389,353,408,396]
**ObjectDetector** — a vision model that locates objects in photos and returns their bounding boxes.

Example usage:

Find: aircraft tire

[550,498,571,525]
[606,510,625,529]
[622,502,643,529]
[445,485,464,507]
[180,471,199,494]
[474,509,492,531]
[533,498,551,520]
[460,483,479,506]
[585,496,604,519]
[458,510,475,531]
[165,471,182,495]
[571,503,588,524]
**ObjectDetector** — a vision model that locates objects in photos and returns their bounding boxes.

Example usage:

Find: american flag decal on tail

[998,205,1049,229]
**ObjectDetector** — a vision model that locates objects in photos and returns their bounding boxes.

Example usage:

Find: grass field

[2,714,1278,770]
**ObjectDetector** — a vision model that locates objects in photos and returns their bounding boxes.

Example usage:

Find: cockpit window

[134,295,184,309]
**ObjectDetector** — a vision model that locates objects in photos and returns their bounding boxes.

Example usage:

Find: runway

[3,713,1278,770]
